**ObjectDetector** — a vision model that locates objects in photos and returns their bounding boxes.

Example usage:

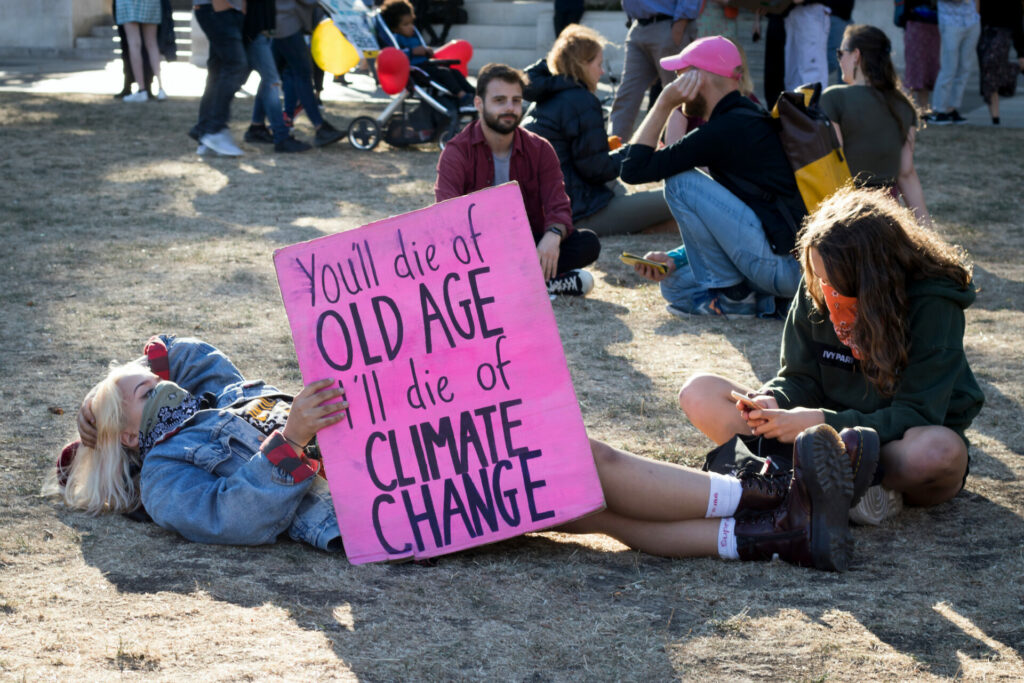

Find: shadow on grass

[69,485,1024,678]
[970,264,1024,313]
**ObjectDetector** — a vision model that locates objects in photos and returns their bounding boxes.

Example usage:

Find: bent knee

[678,372,726,413]
[887,430,967,488]
[588,438,633,478]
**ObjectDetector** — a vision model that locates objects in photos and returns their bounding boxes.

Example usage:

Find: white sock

[717,518,739,560]
[705,472,743,518]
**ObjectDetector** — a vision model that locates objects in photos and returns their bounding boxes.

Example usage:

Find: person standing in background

[931,0,981,124]
[784,0,831,90]
[976,0,1024,125]
[609,0,702,139]
[900,0,941,114]
[190,0,249,156]
[116,0,168,101]
[554,0,585,37]
[825,1,854,83]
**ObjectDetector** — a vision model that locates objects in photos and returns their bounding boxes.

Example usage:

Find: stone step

[465,1,547,27]
[70,47,121,61]
[463,47,541,70]
[445,24,537,49]
[75,35,118,51]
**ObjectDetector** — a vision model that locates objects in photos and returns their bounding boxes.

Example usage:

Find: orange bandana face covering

[821,282,862,359]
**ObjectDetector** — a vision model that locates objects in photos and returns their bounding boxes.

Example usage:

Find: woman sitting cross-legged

[51,336,865,571]
[523,25,677,236]
[679,187,984,525]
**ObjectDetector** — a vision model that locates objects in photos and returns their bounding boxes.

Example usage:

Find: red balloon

[434,40,473,77]
[376,47,410,95]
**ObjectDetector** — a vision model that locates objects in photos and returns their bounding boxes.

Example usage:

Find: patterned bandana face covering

[137,381,199,456]
[821,282,863,360]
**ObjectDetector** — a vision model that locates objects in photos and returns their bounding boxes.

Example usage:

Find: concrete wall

[0,0,107,49]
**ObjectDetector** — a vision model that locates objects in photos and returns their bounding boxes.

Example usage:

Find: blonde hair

[547,24,606,92]
[727,37,754,98]
[49,363,144,515]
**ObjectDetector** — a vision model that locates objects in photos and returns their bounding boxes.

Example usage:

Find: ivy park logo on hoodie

[816,343,859,371]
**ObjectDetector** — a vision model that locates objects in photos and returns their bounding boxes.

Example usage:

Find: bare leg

[553,439,723,557]
[987,93,999,121]
[880,425,967,506]
[679,373,756,445]
[912,88,932,112]
[141,23,163,92]
[560,510,719,557]
[123,22,145,93]
[587,439,711,521]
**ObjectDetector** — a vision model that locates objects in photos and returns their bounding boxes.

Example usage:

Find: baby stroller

[321,1,476,150]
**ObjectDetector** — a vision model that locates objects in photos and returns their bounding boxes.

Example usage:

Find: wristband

[547,226,564,240]
[262,431,320,483]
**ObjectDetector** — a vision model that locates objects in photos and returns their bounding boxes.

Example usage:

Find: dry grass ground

[1,92,1022,681]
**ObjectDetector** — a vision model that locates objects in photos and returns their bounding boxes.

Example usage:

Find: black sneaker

[275,136,313,153]
[932,112,953,125]
[949,109,967,124]
[314,120,347,147]
[244,124,275,144]
[546,269,594,297]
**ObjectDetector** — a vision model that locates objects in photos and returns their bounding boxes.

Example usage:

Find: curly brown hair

[798,187,972,396]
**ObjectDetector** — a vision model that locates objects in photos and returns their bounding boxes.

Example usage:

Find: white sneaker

[199,130,243,157]
[156,88,167,101]
[123,91,148,103]
[546,269,594,297]
[849,485,903,526]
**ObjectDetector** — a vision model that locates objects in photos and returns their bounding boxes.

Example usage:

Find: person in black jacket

[523,25,676,236]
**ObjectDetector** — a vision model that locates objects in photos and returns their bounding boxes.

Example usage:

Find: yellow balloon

[311,19,360,75]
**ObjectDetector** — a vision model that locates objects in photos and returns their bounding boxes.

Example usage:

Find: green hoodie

[762,277,984,444]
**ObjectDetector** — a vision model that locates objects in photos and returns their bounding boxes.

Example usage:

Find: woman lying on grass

[680,187,984,523]
[51,333,876,571]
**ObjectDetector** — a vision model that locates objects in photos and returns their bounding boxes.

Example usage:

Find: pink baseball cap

[660,36,742,79]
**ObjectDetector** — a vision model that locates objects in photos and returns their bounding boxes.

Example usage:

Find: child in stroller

[343,0,475,150]
[379,0,473,108]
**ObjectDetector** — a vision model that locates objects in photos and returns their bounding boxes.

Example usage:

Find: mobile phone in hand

[730,390,762,411]
[620,252,668,274]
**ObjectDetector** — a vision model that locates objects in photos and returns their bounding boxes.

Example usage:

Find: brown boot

[735,472,790,515]
[735,424,855,571]
[838,427,880,507]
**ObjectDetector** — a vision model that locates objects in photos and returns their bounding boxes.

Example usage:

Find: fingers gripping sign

[282,379,349,449]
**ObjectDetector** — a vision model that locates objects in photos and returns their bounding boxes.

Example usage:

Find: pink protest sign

[274,183,605,564]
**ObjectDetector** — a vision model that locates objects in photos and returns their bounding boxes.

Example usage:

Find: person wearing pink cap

[620,36,805,319]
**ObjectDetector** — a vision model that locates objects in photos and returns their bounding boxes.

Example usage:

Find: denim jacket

[138,336,342,551]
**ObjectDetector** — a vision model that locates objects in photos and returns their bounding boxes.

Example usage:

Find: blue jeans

[272,32,323,128]
[193,6,248,137]
[826,14,849,84]
[933,20,981,111]
[246,34,289,144]
[661,170,801,314]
